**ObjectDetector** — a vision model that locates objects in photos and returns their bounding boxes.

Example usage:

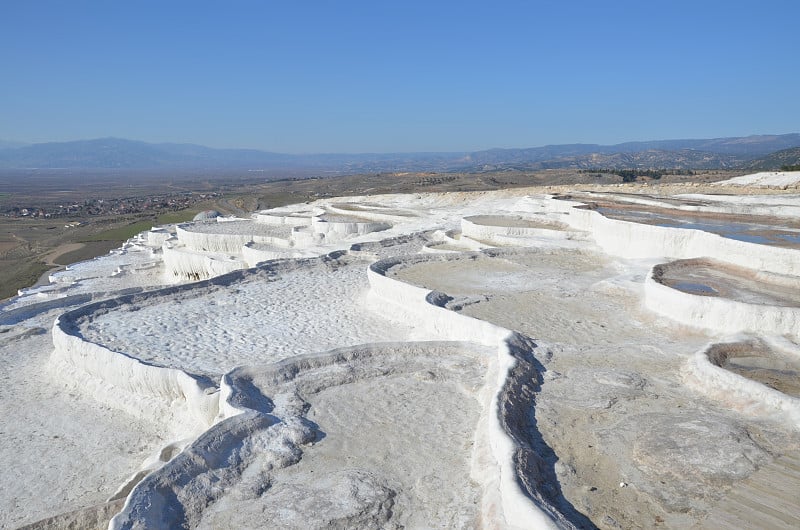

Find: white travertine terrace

[177,221,295,253]
[162,208,393,281]
[3,173,800,529]
[644,259,800,336]
[162,241,246,280]
[683,337,800,428]
[712,170,800,188]
[542,196,800,275]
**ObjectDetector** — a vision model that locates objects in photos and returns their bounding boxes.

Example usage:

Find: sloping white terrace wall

[50,294,224,439]
[290,226,325,248]
[241,243,316,268]
[643,271,800,337]
[552,199,800,276]
[326,203,417,223]
[311,217,391,242]
[444,229,487,250]
[140,228,171,247]
[175,224,293,254]
[113,260,159,277]
[421,244,462,255]
[578,190,800,218]
[49,261,303,442]
[176,225,253,254]
[461,217,589,248]
[422,230,488,254]
[714,171,800,188]
[462,216,569,239]
[678,194,800,218]
[254,211,314,226]
[683,341,800,428]
[162,243,245,281]
[368,255,569,530]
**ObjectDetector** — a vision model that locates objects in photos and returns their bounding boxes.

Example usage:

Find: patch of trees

[414,175,457,186]
[579,168,694,182]
[780,164,800,171]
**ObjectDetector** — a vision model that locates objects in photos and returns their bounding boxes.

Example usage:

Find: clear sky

[1,1,798,153]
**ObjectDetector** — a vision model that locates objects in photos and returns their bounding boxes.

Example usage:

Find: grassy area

[81,209,201,243]
[81,220,156,242]
[157,209,200,224]
[0,259,51,300]
[0,207,206,299]
[54,240,122,266]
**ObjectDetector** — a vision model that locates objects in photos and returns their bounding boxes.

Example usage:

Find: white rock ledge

[553,197,800,276]
[50,294,222,439]
[683,338,800,428]
[644,264,800,337]
[368,255,569,529]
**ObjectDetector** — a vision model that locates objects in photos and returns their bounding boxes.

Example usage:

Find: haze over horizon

[2,1,798,154]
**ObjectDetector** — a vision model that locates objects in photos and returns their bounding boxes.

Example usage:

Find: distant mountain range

[0,140,28,150]
[746,146,800,171]
[0,134,798,173]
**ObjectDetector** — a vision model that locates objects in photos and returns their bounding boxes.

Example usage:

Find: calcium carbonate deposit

[3,174,800,530]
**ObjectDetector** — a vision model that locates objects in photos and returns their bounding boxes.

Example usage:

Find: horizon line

[2,132,800,156]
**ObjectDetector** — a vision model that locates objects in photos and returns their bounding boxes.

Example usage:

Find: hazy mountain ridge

[0,138,464,172]
[0,134,797,172]
[746,147,800,171]
[0,139,299,169]
[0,140,29,150]
[463,134,800,167]
[471,149,743,171]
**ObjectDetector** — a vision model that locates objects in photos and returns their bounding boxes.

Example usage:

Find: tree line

[578,168,694,183]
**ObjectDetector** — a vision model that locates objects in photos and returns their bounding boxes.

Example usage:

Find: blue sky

[1,1,798,153]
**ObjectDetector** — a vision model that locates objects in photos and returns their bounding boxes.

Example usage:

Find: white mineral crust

[2,177,800,529]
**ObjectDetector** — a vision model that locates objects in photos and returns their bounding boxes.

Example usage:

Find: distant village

[3,191,220,219]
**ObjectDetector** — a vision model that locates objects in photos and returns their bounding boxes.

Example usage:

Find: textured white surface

[713,171,800,187]
[80,257,418,375]
[4,187,800,529]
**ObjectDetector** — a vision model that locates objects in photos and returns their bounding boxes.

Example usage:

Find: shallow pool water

[597,207,800,247]
[723,354,800,398]
[670,281,717,296]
